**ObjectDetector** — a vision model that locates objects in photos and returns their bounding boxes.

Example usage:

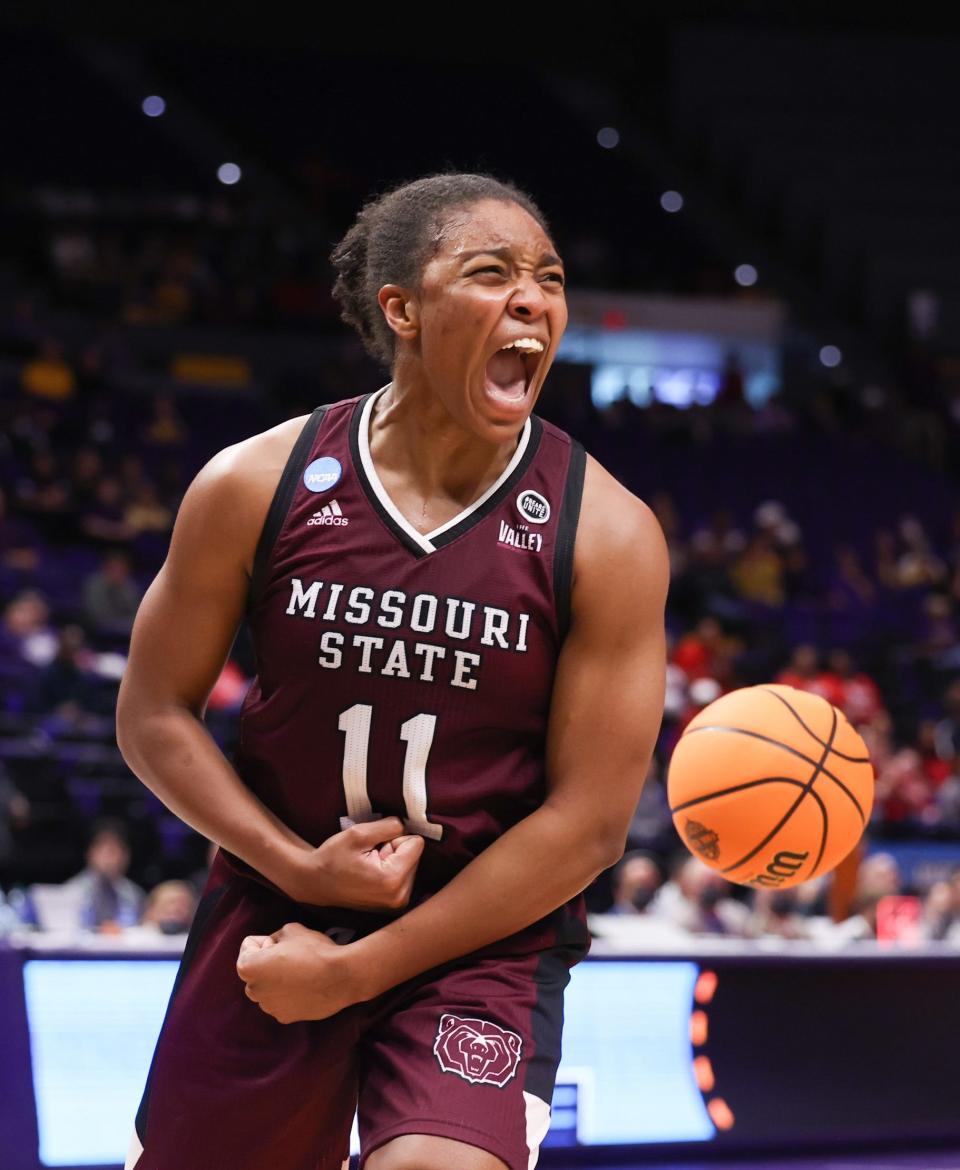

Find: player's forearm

[349,804,619,996]
[116,703,312,894]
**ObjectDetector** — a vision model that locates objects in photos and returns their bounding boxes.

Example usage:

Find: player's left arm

[238,456,669,1022]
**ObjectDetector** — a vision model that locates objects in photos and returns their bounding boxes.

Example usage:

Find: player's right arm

[115,430,422,911]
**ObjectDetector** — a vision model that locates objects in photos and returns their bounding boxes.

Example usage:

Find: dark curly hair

[329,171,552,368]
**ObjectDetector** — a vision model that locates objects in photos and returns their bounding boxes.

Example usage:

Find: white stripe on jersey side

[523,1091,552,1170]
[124,1129,144,1169]
[358,383,531,552]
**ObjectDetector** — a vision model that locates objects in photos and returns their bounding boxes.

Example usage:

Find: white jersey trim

[358,384,532,554]
[124,1129,144,1170]
[523,1090,552,1169]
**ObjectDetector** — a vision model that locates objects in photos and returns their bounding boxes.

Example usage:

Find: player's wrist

[343,934,396,1000]
[267,839,324,904]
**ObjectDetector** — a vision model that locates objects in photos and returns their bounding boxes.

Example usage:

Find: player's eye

[542,272,565,285]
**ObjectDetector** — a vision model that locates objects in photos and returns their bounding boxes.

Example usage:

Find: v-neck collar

[348,383,542,558]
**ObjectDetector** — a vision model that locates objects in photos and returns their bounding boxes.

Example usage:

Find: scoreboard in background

[1,947,959,1169]
[559,290,785,410]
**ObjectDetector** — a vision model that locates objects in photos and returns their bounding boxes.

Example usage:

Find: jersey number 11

[338,703,444,840]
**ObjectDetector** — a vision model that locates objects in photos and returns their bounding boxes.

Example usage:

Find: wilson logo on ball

[433,1014,522,1088]
[748,850,810,888]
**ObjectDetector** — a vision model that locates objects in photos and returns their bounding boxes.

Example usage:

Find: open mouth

[483,338,545,408]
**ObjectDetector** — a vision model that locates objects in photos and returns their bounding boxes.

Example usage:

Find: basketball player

[116,173,669,1170]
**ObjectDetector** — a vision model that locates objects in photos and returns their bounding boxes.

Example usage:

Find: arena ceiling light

[217,163,242,186]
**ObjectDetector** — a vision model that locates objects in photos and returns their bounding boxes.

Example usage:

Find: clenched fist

[237,922,362,1023]
[282,817,425,911]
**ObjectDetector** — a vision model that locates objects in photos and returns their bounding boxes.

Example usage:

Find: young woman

[117,172,669,1170]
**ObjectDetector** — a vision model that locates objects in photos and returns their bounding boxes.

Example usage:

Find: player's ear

[378,284,419,343]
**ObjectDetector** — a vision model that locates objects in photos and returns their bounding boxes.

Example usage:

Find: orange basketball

[666,684,875,889]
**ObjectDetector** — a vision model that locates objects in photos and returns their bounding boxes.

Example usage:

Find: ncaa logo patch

[433,1014,522,1088]
[516,489,550,524]
[303,456,342,493]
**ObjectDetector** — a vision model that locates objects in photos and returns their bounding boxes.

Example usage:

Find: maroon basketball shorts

[125,871,580,1170]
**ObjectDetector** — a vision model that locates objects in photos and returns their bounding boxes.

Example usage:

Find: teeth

[500,338,544,354]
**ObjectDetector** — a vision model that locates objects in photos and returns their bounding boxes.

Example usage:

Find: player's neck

[369,376,521,507]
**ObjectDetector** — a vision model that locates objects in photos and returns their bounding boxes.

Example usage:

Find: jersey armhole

[553,439,587,643]
[246,405,329,616]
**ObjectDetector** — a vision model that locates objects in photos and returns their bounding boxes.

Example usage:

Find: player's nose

[507,272,549,320]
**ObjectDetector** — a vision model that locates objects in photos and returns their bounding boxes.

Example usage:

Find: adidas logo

[307,500,349,527]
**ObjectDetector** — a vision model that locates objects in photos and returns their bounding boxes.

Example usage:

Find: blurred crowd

[2,302,960,950]
[593,849,960,948]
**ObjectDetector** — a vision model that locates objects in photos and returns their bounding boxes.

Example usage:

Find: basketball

[667,684,875,890]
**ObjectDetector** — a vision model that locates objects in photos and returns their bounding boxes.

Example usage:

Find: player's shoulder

[573,451,670,597]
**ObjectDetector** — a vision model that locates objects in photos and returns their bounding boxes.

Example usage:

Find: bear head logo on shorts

[433,1014,522,1088]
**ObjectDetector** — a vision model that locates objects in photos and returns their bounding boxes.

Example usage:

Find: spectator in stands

[821,648,885,725]
[672,676,722,743]
[0,590,57,667]
[921,879,957,942]
[62,819,144,932]
[857,852,903,899]
[917,719,953,788]
[933,678,960,760]
[920,593,960,670]
[140,880,198,936]
[729,531,785,607]
[124,481,173,535]
[82,550,141,634]
[672,616,727,682]
[650,856,752,936]
[143,392,187,447]
[30,624,98,718]
[828,544,877,611]
[833,891,883,943]
[691,508,746,560]
[748,888,810,940]
[897,516,946,589]
[608,851,664,915]
[874,747,936,828]
[777,644,832,698]
[70,446,105,512]
[934,767,960,831]
[13,450,71,537]
[21,338,76,402]
[78,477,136,545]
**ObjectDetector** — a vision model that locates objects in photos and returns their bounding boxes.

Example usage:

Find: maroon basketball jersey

[227,384,589,954]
